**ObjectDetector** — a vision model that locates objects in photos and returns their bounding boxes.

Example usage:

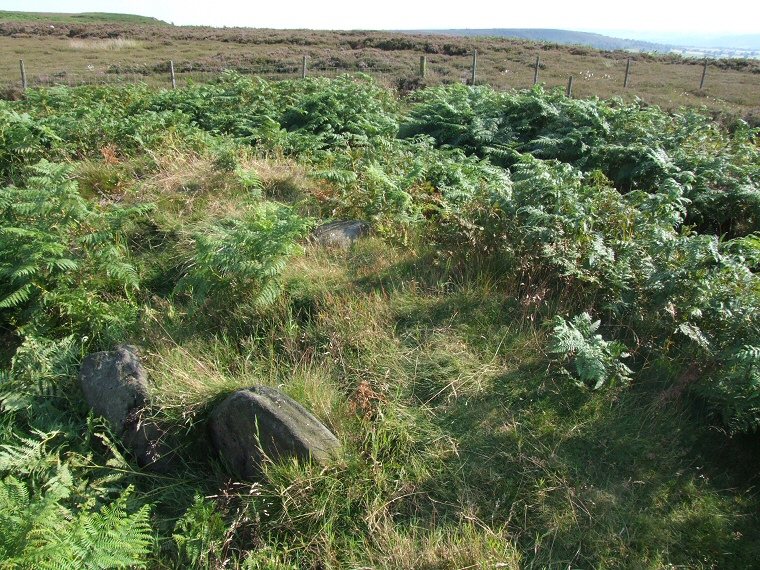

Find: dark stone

[79,344,149,434]
[79,344,172,470]
[123,419,175,472]
[209,386,342,479]
[311,220,370,248]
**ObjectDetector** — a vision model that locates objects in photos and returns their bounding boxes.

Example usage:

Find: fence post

[624,58,631,88]
[470,49,477,85]
[419,55,427,78]
[19,59,26,91]
[566,75,573,97]
[302,55,308,79]
[700,58,708,90]
[170,60,176,89]
[534,55,540,86]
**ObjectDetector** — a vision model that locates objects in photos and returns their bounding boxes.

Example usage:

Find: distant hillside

[0,11,170,26]
[402,28,672,52]
[610,31,760,51]
[691,34,760,50]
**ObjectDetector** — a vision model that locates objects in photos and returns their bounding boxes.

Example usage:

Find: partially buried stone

[209,386,342,479]
[311,220,370,248]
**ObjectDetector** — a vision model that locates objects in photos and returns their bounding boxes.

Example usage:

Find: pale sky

[0,0,757,36]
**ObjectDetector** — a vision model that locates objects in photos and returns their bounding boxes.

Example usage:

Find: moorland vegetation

[1,11,759,122]
[1,15,760,570]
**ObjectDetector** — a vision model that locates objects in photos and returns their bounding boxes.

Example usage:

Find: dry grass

[132,153,250,221]
[239,157,321,212]
[364,521,521,569]
[68,38,141,50]
[145,338,241,418]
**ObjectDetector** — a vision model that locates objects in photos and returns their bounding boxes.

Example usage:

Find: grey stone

[311,220,370,248]
[79,344,149,435]
[209,386,342,478]
[79,344,172,470]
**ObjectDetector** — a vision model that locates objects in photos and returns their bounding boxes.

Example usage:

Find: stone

[209,386,342,478]
[79,344,149,435]
[124,420,174,472]
[79,344,172,470]
[311,220,370,248]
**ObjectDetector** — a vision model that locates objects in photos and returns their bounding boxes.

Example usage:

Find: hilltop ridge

[0,10,170,26]
[401,28,672,53]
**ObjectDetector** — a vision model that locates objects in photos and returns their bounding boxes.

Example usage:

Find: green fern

[1,483,151,570]
[0,161,152,342]
[0,475,34,562]
[0,106,62,181]
[173,493,227,568]
[549,312,631,389]
[236,166,264,200]
[242,545,298,570]
[175,202,310,312]
[280,74,399,146]
[0,430,62,481]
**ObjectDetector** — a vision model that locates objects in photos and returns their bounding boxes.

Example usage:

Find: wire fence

[7,53,759,110]
[10,59,411,90]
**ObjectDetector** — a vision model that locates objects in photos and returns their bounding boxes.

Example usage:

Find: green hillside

[0,10,170,25]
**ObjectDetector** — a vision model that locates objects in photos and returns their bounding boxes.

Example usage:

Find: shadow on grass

[396,350,760,568]
[339,259,760,568]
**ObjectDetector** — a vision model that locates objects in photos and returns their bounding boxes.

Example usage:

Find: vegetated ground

[0,12,759,122]
[1,13,760,570]
[0,10,170,25]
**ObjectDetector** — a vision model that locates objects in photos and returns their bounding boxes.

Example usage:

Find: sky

[0,0,757,37]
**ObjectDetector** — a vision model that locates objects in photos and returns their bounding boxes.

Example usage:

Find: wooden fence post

[170,60,176,89]
[19,59,26,91]
[471,49,477,85]
[700,58,708,90]
[302,55,308,79]
[534,55,540,85]
[566,75,573,97]
[420,55,427,78]
[624,58,631,88]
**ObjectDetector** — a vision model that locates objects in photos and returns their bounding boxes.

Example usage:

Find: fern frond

[0,429,62,479]
[677,322,713,353]
[253,279,284,308]
[0,283,33,308]
[21,487,151,570]
[549,313,630,389]
[734,345,760,364]
[174,203,309,311]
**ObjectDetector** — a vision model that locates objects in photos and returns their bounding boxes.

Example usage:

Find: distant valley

[402,28,760,58]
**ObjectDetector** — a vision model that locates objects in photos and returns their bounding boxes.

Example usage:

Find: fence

[8,52,746,103]
[12,59,409,90]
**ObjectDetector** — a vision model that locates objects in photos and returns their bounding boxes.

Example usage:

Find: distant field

[0,11,759,122]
